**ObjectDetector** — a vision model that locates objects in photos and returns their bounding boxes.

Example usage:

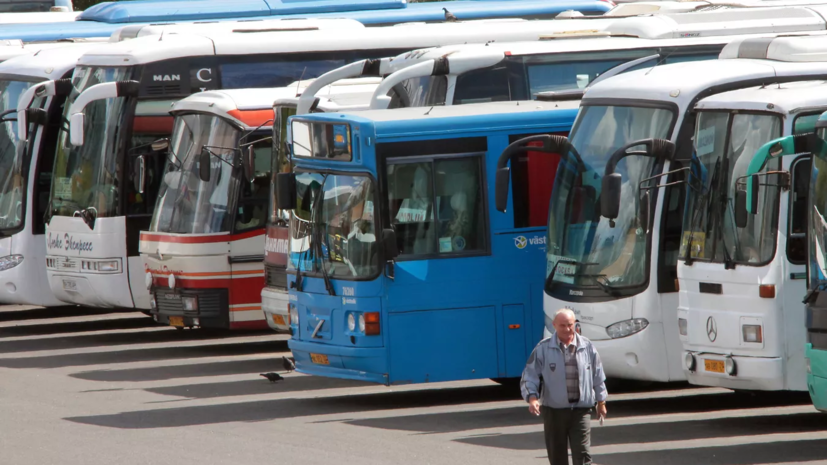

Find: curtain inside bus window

[510,139,561,228]
[434,157,484,253]
[235,136,271,232]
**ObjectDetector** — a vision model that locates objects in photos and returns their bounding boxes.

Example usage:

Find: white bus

[43,18,658,311]
[0,43,106,306]
[676,78,827,391]
[496,36,827,382]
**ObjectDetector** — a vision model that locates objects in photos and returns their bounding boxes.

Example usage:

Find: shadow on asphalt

[144,375,374,399]
[0,316,156,338]
[596,438,827,465]
[0,306,133,323]
[0,340,288,369]
[71,359,287,382]
[0,326,278,353]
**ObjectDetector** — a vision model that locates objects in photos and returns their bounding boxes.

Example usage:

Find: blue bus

[0,0,612,42]
[276,101,577,384]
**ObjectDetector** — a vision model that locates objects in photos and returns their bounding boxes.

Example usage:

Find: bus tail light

[742,324,763,343]
[364,312,380,335]
[288,303,298,325]
[759,285,775,298]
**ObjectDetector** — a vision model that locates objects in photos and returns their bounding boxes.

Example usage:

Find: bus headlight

[97,260,120,273]
[678,318,688,336]
[725,356,737,376]
[0,255,23,271]
[181,296,198,312]
[742,324,763,343]
[347,313,356,332]
[685,353,696,372]
[606,318,649,339]
[289,303,299,325]
[358,313,366,333]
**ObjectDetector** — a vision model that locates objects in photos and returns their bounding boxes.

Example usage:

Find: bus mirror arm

[494,134,573,212]
[382,228,399,261]
[16,78,72,140]
[296,59,389,115]
[601,138,675,221]
[68,80,140,147]
[275,172,297,210]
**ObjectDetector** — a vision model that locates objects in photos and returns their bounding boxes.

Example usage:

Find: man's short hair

[553,308,576,322]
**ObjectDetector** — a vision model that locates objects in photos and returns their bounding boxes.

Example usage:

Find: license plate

[62,279,78,291]
[310,353,329,365]
[169,316,184,327]
[272,314,286,326]
[704,359,725,373]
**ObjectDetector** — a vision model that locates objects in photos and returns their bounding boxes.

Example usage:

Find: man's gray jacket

[521,333,607,409]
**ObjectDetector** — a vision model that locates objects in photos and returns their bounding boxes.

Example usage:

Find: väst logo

[514,235,546,249]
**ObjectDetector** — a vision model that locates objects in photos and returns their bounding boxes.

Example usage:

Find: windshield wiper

[576,273,621,296]
[314,221,335,296]
[684,157,721,264]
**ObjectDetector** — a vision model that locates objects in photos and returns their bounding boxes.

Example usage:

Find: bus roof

[110,18,366,41]
[304,99,580,139]
[694,80,827,114]
[0,11,77,23]
[0,42,101,80]
[0,0,612,42]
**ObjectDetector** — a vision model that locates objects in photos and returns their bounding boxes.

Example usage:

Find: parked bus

[0,43,105,306]
[43,19,632,312]
[677,81,827,391]
[493,36,827,382]
[0,0,614,42]
[275,100,577,384]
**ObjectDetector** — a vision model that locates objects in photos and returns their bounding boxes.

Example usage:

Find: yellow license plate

[704,359,725,373]
[272,314,286,326]
[310,353,329,365]
[169,316,184,327]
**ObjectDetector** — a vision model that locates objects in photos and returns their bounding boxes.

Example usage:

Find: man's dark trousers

[541,406,592,465]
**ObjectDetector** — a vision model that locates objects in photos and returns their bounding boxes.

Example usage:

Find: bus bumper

[592,322,672,382]
[806,344,827,412]
[288,339,388,385]
[683,352,785,391]
[261,286,290,332]
[150,288,229,329]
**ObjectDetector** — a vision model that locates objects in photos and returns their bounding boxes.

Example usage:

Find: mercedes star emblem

[706,316,718,342]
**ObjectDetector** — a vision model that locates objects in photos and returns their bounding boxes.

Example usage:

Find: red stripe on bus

[230,320,269,330]
[227,109,275,128]
[140,229,264,244]
[134,116,174,134]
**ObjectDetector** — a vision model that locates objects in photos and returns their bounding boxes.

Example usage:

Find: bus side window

[235,138,271,232]
[788,156,811,265]
[386,156,486,256]
[125,115,174,216]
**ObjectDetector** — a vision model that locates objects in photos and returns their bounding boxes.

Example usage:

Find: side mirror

[734,189,748,229]
[151,138,170,152]
[601,173,622,220]
[19,107,48,141]
[495,167,511,213]
[638,190,650,233]
[382,228,399,260]
[198,147,211,182]
[242,145,255,181]
[276,172,297,210]
[69,113,84,146]
[134,155,146,194]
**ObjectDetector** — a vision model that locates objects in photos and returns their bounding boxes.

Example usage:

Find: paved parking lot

[0,304,825,465]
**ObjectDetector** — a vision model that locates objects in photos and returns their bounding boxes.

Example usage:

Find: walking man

[521,308,608,465]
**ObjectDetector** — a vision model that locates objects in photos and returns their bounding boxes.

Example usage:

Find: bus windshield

[0,79,38,232]
[289,171,378,279]
[810,127,827,290]
[682,112,782,265]
[546,104,673,294]
[150,113,241,234]
[50,65,135,219]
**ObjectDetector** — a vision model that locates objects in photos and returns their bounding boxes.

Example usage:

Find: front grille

[265,264,287,290]
[155,288,228,318]
[144,84,182,97]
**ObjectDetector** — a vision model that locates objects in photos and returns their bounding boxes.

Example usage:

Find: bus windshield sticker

[696,126,716,156]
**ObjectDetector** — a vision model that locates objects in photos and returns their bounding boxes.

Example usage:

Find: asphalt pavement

[0,304,824,465]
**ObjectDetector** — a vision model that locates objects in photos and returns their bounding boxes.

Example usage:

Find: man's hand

[528,396,541,416]
[597,401,607,421]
